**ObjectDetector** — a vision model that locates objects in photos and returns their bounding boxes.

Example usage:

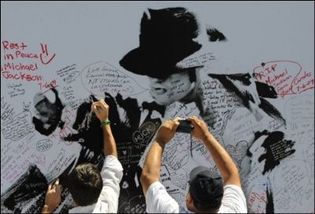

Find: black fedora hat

[119,7,202,79]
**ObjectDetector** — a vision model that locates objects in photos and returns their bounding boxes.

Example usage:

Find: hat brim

[120,47,154,76]
[119,43,202,79]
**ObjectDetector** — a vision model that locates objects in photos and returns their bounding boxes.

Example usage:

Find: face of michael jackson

[148,70,195,105]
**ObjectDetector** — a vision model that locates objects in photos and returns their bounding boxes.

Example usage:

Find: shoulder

[219,184,248,213]
[102,155,123,173]
[145,181,179,213]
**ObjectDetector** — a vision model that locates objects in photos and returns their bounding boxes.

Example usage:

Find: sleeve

[145,181,179,213]
[218,184,248,213]
[94,155,123,213]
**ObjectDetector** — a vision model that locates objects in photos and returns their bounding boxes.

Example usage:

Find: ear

[72,198,79,207]
[186,192,194,206]
[186,193,197,212]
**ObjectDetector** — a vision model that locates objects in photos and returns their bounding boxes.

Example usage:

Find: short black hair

[67,163,102,206]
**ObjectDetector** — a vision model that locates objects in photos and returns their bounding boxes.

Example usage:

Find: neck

[179,82,204,115]
[179,82,197,103]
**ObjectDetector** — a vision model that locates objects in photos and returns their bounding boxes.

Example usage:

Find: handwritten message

[271,160,312,212]
[80,61,145,97]
[7,83,26,98]
[176,52,215,68]
[1,41,56,71]
[163,134,191,171]
[1,97,15,121]
[56,64,80,84]
[35,139,53,153]
[1,111,34,141]
[201,77,241,137]
[253,60,314,97]
[1,40,58,93]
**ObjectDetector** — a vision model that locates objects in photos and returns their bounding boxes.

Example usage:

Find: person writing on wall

[41,99,123,213]
[140,116,247,213]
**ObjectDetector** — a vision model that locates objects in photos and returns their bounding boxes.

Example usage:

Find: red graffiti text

[253,60,314,97]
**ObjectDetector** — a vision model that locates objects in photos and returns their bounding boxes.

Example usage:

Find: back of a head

[67,163,103,206]
[189,166,224,212]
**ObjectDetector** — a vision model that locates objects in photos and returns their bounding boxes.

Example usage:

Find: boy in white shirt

[42,99,123,213]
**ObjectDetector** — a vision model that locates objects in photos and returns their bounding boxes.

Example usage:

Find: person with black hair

[41,99,123,213]
[140,116,247,213]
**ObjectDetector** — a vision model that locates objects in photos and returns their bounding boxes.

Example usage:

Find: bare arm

[140,118,180,194]
[188,116,241,186]
[91,99,117,157]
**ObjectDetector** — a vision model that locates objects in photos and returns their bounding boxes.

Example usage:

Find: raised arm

[41,180,61,214]
[140,118,180,194]
[91,99,117,157]
[188,116,241,186]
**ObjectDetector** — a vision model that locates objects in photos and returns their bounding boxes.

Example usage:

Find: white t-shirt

[145,181,247,213]
[69,155,123,213]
